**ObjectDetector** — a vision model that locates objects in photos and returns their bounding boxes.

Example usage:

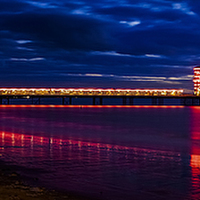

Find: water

[0,105,200,200]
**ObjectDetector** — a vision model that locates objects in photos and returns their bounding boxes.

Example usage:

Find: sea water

[0,105,199,200]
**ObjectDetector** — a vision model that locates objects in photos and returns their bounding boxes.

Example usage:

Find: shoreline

[0,160,93,200]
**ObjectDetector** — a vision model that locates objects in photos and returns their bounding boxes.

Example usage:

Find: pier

[0,88,199,106]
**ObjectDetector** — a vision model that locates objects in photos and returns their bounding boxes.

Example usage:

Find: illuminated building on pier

[193,66,200,95]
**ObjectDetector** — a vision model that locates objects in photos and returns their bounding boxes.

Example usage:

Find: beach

[0,161,88,200]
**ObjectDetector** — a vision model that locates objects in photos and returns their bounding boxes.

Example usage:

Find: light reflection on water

[190,107,200,200]
[0,106,199,200]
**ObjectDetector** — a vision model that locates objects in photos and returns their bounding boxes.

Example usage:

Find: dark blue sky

[0,0,199,92]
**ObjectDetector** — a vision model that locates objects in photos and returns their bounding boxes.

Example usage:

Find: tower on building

[193,66,200,95]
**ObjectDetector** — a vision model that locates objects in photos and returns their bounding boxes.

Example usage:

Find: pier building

[193,66,200,95]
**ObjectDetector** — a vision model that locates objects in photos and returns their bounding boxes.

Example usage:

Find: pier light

[171,90,175,95]
[194,67,200,70]
[0,87,185,101]
[38,88,45,91]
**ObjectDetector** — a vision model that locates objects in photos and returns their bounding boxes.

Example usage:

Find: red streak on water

[190,107,200,199]
[0,131,177,156]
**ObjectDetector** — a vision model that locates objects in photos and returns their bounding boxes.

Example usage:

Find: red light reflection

[0,130,186,199]
[190,107,200,199]
[0,105,184,108]
[0,131,180,161]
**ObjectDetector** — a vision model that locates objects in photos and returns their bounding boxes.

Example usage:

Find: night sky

[1,0,199,92]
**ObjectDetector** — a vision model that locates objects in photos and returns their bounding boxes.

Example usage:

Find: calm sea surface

[0,105,200,200]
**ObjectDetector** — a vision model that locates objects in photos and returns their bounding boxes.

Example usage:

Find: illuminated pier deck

[0,88,184,96]
[0,88,198,105]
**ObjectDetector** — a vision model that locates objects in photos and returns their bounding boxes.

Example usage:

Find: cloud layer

[0,0,199,92]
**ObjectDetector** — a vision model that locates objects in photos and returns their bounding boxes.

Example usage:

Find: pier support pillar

[99,97,103,105]
[182,98,187,106]
[182,98,193,106]
[191,97,200,106]
[180,98,184,106]
[0,98,2,105]
[129,97,134,105]
[158,98,164,105]
[192,98,195,106]
[7,98,10,105]
[152,98,157,105]
[93,97,96,105]
[69,97,72,105]
[62,97,65,105]
[122,97,127,105]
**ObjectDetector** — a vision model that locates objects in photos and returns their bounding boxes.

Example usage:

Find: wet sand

[0,161,90,200]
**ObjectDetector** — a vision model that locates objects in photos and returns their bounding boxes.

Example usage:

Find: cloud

[60,73,191,84]
[16,40,32,44]
[10,57,45,61]
[91,51,132,57]
[85,73,103,77]
[145,54,162,58]
[26,1,58,9]
[168,75,193,81]
[91,51,164,59]
[1,11,114,52]
[95,3,190,22]
[119,20,141,27]
[172,2,195,15]
[16,47,34,51]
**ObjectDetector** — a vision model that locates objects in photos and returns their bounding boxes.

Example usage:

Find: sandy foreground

[0,161,90,200]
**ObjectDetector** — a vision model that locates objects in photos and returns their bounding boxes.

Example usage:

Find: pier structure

[193,66,200,95]
[0,66,200,105]
[0,87,198,106]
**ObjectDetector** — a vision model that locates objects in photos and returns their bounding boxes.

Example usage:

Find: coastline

[0,160,91,200]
